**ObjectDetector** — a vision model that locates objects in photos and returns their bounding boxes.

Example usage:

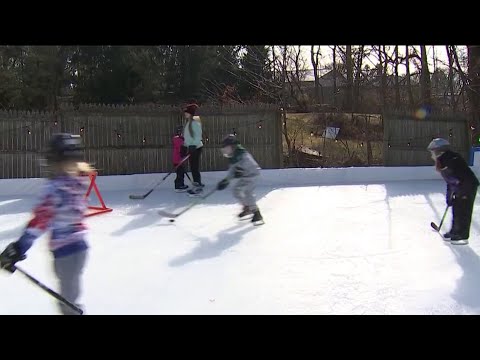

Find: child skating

[172,125,189,192]
[216,134,264,225]
[428,138,479,244]
[0,133,92,314]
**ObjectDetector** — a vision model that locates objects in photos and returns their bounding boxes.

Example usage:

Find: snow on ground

[1,169,480,314]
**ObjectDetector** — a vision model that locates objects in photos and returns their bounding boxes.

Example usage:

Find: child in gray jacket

[216,134,264,225]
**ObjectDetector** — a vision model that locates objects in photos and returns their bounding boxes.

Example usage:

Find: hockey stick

[129,154,191,200]
[431,205,449,232]
[158,187,218,219]
[14,266,84,315]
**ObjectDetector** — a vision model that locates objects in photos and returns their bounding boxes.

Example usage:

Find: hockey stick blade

[430,222,440,231]
[158,188,217,219]
[129,189,153,200]
[157,200,202,218]
[128,155,191,200]
[158,209,182,218]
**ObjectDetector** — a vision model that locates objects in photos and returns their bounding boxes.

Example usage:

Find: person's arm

[0,185,58,272]
[16,186,58,254]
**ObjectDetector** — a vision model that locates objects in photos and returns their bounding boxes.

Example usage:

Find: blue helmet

[427,138,450,152]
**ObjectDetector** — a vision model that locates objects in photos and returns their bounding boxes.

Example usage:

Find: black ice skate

[450,234,469,245]
[238,206,253,219]
[251,210,264,226]
[175,185,189,193]
[187,184,204,197]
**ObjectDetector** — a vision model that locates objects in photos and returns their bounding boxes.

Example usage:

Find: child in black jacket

[428,138,479,244]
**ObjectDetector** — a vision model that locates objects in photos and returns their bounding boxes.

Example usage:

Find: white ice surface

[1,172,480,314]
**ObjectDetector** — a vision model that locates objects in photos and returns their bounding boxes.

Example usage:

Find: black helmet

[46,133,84,162]
[222,134,239,147]
[175,125,183,136]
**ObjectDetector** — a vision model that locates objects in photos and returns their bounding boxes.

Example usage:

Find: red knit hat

[184,103,199,116]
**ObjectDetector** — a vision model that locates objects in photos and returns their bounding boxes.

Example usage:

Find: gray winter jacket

[227,148,261,179]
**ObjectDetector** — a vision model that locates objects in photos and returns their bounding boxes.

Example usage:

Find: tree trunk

[394,45,401,108]
[333,46,337,108]
[446,45,456,111]
[377,46,386,112]
[353,46,364,112]
[382,46,388,109]
[310,45,320,104]
[281,46,293,166]
[293,45,306,109]
[346,45,353,112]
[468,45,480,128]
[271,46,276,81]
[420,45,431,106]
[405,45,414,109]
[451,46,470,113]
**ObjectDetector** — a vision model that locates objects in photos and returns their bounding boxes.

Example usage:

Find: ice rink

[1,168,479,314]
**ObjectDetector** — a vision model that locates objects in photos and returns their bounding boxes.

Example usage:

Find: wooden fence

[0,103,283,178]
[383,110,470,166]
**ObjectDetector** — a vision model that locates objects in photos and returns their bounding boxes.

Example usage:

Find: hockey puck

[169,219,175,223]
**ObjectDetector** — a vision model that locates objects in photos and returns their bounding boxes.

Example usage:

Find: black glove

[447,191,455,206]
[180,146,188,157]
[216,178,230,191]
[234,170,243,178]
[0,242,26,273]
[188,145,197,155]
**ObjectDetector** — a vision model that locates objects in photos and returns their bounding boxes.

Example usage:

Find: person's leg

[453,189,477,239]
[175,164,185,188]
[190,147,203,185]
[53,250,88,315]
[240,177,258,212]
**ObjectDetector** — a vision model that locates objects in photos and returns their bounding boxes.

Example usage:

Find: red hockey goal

[84,171,112,217]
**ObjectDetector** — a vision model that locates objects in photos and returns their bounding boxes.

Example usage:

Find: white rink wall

[1,164,479,197]
[0,165,469,197]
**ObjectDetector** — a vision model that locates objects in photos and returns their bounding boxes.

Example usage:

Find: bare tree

[333,45,337,107]
[468,45,480,127]
[285,45,308,110]
[280,46,293,165]
[217,45,311,165]
[310,46,323,104]
[451,45,470,112]
[345,45,353,112]
[353,45,365,111]
[382,46,388,108]
[446,45,457,111]
[394,45,401,108]
[375,45,387,111]
[405,45,414,109]
[420,45,432,106]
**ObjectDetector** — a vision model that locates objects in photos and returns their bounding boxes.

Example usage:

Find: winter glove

[446,191,455,207]
[180,146,188,158]
[188,145,197,155]
[234,170,243,178]
[216,178,230,191]
[0,242,26,273]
